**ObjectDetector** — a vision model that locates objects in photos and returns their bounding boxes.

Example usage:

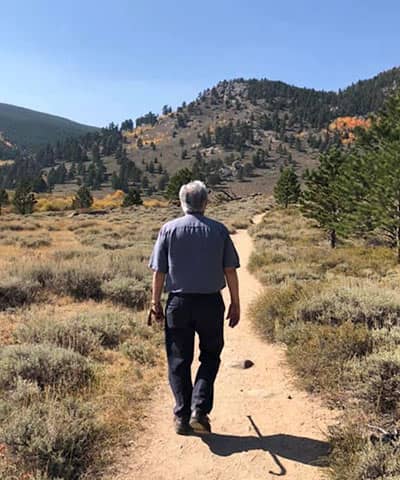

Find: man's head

[179,180,208,214]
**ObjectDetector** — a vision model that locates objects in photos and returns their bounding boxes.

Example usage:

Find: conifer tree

[122,188,143,207]
[301,148,346,248]
[0,188,9,215]
[341,91,400,261]
[274,166,301,209]
[13,183,37,215]
[165,168,193,201]
[72,186,93,209]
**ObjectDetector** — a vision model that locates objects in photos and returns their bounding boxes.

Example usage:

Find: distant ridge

[0,102,98,149]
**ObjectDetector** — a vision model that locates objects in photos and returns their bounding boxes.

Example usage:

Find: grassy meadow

[0,194,267,480]
[249,206,400,479]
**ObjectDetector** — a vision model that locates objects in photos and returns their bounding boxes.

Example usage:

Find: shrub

[371,327,400,352]
[328,423,400,480]
[83,313,133,348]
[121,340,157,366]
[18,236,52,249]
[0,277,40,310]
[250,283,306,341]
[15,318,101,356]
[285,322,372,393]
[102,277,149,309]
[0,344,94,391]
[296,284,400,328]
[0,398,99,480]
[351,350,400,415]
[56,266,103,300]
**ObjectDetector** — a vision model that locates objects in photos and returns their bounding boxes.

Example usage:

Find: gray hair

[179,180,208,214]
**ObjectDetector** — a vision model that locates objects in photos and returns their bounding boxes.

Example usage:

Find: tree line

[274,88,400,261]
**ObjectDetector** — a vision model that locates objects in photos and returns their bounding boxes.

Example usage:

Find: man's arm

[224,267,240,328]
[152,270,166,311]
[147,271,166,326]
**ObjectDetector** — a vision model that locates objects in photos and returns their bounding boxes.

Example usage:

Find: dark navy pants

[165,292,225,419]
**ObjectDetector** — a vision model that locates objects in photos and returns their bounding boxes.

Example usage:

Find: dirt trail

[111,215,335,480]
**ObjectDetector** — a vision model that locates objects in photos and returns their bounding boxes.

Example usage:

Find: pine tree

[340,91,400,261]
[158,173,169,191]
[274,167,301,209]
[72,186,93,209]
[122,188,143,207]
[32,175,48,193]
[301,148,346,248]
[0,189,9,215]
[165,168,193,201]
[13,183,37,215]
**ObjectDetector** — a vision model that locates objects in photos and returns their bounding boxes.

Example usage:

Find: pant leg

[165,295,195,418]
[192,293,225,415]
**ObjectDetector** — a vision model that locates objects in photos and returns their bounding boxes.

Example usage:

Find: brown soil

[106,214,335,480]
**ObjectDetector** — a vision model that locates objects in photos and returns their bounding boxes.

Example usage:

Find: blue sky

[1,0,399,126]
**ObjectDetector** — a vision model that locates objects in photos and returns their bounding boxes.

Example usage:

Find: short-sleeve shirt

[149,213,240,293]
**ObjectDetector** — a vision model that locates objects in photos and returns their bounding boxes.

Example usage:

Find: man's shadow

[196,416,331,476]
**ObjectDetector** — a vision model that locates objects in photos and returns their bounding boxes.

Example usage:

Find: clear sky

[1,0,399,126]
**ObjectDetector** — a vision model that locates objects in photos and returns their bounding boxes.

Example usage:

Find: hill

[1,67,400,196]
[0,102,98,151]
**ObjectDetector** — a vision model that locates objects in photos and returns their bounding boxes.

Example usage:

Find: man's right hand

[227,302,240,328]
[147,301,165,326]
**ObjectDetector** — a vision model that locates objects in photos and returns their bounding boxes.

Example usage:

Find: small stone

[288,395,293,400]
[230,359,254,369]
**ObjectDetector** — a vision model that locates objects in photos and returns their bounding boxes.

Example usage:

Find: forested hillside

[1,67,399,197]
[0,103,97,151]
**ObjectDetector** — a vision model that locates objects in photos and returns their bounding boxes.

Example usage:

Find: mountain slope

[1,67,400,195]
[112,67,400,195]
[0,103,98,150]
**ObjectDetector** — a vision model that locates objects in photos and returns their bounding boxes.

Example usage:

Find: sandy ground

[108,214,335,480]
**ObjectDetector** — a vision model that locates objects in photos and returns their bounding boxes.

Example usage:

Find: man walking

[149,180,240,435]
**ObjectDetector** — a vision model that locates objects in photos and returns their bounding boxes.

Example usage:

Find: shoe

[189,410,211,434]
[174,416,192,435]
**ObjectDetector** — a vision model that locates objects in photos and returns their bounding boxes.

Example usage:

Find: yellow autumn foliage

[36,196,74,212]
[93,190,125,209]
[143,198,169,208]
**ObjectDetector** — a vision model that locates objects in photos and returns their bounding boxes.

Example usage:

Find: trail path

[111,214,335,480]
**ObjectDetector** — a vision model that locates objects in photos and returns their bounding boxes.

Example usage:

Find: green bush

[285,322,372,393]
[351,349,400,415]
[371,327,400,352]
[15,318,101,356]
[0,277,40,310]
[328,423,400,480]
[0,398,99,480]
[56,266,103,300]
[121,340,157,366]
[0,344,94,391]
[19,237,52,249]
[83,313,132,348]
[250,283,306,341]
[296,284,400,328]
[102,277,149,309]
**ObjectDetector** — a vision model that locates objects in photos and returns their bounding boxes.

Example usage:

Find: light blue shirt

[149,213,240,293]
